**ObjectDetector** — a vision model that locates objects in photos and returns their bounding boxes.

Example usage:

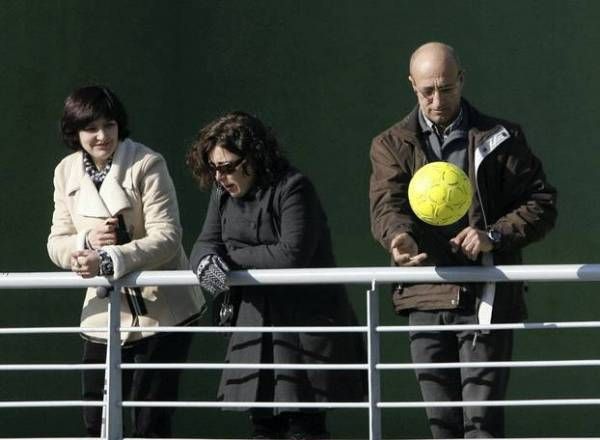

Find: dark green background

[0,0,598,437]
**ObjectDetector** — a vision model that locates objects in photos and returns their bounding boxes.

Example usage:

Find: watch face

[489,230,501,243]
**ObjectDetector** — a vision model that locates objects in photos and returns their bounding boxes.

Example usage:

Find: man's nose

[431,89,442,106]
[96,129,106,140]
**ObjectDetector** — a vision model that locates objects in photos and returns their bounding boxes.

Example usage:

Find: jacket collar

[465,101,512,174]
[65,139,135,217]
[400,99,490,136]
[398,99,511,161]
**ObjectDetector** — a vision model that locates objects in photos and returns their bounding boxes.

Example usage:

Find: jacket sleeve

[102,154,182,279]
[227,174,321,269]
[189,187,227,273]
[489,128,558,252]
[47,163,87,269]
[369,135,419,252]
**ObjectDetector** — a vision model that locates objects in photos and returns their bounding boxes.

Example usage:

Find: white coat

[47,139,205,344]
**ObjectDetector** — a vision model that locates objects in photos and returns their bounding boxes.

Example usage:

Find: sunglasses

[208,157,245,175]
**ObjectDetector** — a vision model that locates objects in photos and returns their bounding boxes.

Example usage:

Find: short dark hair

[60,85,130,150]
[186,111,289,190]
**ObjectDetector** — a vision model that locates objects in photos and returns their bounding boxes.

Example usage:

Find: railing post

[366,280,382,440]
[104,282,123,440]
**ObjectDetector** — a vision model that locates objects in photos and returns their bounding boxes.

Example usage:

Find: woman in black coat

[186,112,366,440]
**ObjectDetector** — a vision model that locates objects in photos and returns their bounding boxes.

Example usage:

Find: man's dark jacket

[369,100,558,322]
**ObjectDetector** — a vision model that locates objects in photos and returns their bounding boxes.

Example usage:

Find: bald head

[408,42,464,128]
[409,42,461,77]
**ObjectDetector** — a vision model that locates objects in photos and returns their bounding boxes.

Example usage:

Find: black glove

[196,254,230,297]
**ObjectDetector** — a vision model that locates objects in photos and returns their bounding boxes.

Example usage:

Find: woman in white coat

[47,85,205,437]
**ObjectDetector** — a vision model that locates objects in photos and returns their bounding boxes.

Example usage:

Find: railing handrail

[2,264,600,289]
[2,266,599,439]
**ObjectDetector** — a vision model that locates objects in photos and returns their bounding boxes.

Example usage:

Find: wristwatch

[487,228,502,249]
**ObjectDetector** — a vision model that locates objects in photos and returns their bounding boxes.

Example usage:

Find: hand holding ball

[408,162,473,226]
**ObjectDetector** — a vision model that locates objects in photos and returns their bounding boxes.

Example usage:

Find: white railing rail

[3,263,600,290]
[1,265,600,440]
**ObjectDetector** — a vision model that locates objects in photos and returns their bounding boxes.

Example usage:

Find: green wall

[0,0,598,437]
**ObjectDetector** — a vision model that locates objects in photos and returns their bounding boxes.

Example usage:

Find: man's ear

[457,70,465,87]
[408,75,417,91]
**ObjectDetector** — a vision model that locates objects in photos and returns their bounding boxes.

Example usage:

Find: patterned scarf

[83,152,113,186]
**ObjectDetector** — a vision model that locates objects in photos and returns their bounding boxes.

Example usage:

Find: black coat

[190,168,366,410]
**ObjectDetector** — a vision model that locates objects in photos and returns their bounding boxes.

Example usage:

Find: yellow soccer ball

[408,161,473,226]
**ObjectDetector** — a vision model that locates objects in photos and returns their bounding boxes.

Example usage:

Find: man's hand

[449,226,493,261]
[71,250,100,278]
[390,233,427,266]
[87,217,119,249]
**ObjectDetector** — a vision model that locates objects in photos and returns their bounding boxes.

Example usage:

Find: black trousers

[82,332,192,437]
[409,309,513,438]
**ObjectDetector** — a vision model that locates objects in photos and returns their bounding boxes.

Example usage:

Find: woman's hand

[71,250,100,278]
[87,217,119,249]
[196,254,230,297]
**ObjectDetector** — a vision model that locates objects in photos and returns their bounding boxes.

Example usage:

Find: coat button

[451,299,457,305]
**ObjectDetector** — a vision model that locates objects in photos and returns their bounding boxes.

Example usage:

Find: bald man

[369,42,557,437]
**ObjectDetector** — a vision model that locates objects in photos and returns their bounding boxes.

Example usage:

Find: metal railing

[2,264,600,439]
